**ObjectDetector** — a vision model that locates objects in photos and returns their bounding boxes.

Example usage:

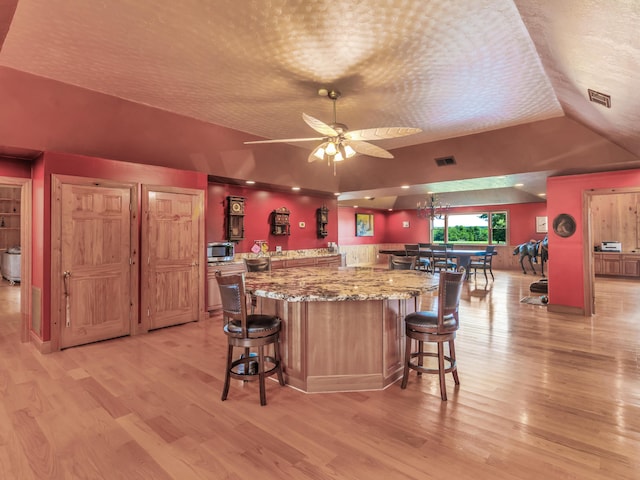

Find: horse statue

[513,236,549,276]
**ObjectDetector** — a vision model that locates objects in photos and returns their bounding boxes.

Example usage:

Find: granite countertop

[245,266,438,302]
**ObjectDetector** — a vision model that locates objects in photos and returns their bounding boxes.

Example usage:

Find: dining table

[379,247,497,275]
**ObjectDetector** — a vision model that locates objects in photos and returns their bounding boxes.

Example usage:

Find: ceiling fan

[244,89,422,172]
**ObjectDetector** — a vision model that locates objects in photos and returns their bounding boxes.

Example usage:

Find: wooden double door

[53,178,204,350]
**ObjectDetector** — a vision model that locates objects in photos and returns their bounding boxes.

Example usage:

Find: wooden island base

[258,296,420,393]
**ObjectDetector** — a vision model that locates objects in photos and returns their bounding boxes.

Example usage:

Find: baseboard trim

[29,330,53,354]
[547,304,585,316]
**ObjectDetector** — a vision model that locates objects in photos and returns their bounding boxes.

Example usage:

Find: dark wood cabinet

[226,196,245,241]
[270,254,342,270]
[317,205,328,238]
[271,207,290,235]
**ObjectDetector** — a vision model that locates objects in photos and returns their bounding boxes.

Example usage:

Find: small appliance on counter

[600,241,622,252]
[207,241,235,263]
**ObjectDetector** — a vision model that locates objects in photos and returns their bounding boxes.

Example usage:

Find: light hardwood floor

[0,271,638,479]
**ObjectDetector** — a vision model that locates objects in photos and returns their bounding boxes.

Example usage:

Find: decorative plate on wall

[553,213,576,238]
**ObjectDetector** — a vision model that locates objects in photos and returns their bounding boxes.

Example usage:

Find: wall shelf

[271,207,290,236]
[0,186,20,250]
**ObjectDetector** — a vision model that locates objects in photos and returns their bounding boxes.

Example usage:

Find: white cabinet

[1,251,21,284]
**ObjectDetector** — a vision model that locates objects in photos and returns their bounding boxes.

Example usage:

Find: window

[431,211,507,245]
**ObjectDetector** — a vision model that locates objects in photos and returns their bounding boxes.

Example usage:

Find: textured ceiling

[0,0,639,208]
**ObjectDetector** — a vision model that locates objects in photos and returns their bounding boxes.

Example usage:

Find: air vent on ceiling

[435,156,456,167]
[588,89,611,108]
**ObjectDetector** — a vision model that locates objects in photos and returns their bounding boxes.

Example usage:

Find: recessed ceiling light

[334,192,341,196]
[539,193,546,196]
[427,191,434,194]
[364,196,371,199]
[292,186,300,191]
[401,185,410,189]
[388,208,393,211]
[515,183,524,187]
[353,205,358,208]
[246,180,255,184]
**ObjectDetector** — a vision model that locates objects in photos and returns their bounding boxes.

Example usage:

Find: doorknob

[63,271,71,297]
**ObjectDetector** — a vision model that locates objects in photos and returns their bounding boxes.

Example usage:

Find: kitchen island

[245,266,438,393]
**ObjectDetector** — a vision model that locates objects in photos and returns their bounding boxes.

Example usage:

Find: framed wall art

[536,216,548,233]
[355,213,374,237]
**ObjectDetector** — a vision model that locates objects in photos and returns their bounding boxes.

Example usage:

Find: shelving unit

[271,207,290,235]
[0,186,20,251]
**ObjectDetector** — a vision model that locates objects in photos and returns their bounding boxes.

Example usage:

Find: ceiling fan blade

[302,113,338,137]
[350,141,394,159]
[244,137,325,145]
[346,127,422,141]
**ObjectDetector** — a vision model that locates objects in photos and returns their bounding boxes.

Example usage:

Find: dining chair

[404,244,419,260]
[417,243,432,272]
[401,266,466,400]
[216,272,285,406]
[430,244,457,272]
[469,245,495,281]
[389,254,417,270]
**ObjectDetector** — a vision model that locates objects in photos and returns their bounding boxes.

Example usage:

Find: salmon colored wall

[508,203,548,244]
[0,157,32,178]
[207,184,337,253]
[547,169,640,311]
[383,210,430,243]
[34,152,207,342]
[338,207,390,245]
[340,203,547,245]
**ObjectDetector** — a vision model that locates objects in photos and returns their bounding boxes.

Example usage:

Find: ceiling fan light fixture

[325,141,337,156]
[344,144,356,158]
[312,144,326,160]
[334,143,356,162]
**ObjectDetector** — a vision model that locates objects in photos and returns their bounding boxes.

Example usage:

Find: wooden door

[60,184,133,349]
[142,187,204,330]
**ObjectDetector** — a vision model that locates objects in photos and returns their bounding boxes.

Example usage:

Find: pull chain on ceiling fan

[244,89,422,175]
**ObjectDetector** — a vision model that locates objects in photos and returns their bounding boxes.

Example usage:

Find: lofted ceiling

[0,0,639,209]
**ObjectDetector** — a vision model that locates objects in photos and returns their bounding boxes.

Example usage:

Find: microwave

[207,241,234,263]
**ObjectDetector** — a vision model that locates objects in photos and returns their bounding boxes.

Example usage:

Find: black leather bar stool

[216,272,284,406]
[401,267,466,400]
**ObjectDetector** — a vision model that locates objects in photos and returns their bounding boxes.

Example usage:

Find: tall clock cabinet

[226,196,245,241]
[317,205,328,238]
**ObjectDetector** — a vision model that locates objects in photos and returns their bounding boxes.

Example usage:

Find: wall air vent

[435,156,456,167]
[588,89,611,108]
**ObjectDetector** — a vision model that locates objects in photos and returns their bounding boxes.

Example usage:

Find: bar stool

[216,272,285,406]
[244,257,271,272]
[401,267,466,400]
[389,255,417,270]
